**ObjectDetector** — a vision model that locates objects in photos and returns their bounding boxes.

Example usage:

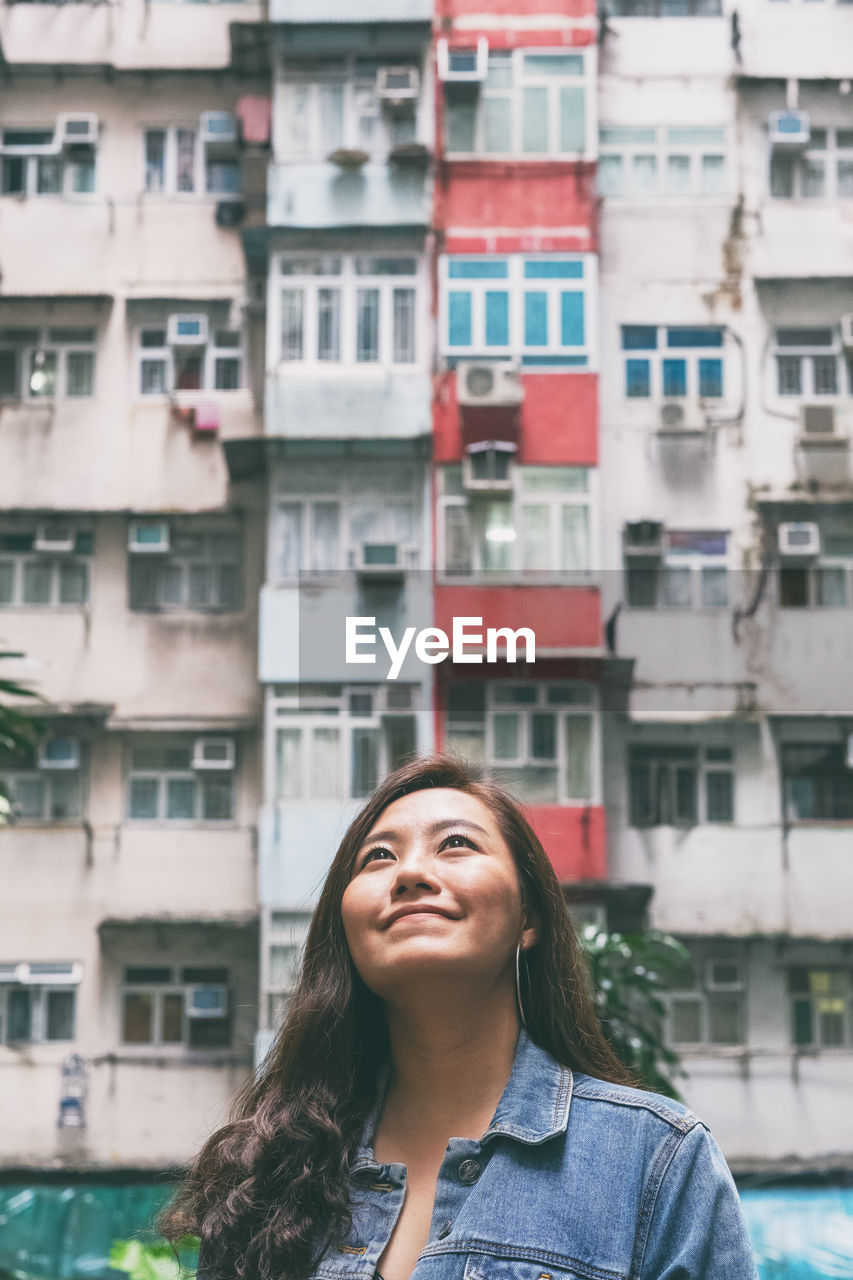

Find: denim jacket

[313,1029,758,1280]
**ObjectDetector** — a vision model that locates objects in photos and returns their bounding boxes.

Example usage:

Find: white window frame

[142,122,240,199]
[128,523,243,612]
[270,684,420,804]
[275,59,422,163]
[126,740,236,825]
[769,126,853,201]
[444,680,601,806]
[0,972,79,1045]
[272,252,426,371]
[264,912,310,1032]
[788,967,852,1051]
[120,965,231,1050]
[0,326,97,401]
[444,47,595,160]
[438,464,596,580]
[598,125,728,200]
[665,951,745,1049]
[624,530,730,610]
[0,526,93,609]
[621,325,728,403]
[440,254,596,368]
[628,742,735,826]
[0,127,98,200]
[773,327,849,400]
[0,749,85,823]
[134,322,245,398]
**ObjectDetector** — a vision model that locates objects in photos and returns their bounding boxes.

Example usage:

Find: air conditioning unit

[38,737,80,771]
[769,109,810,149]
[18,961,82,985]
[192,737,235,770]
[57,113,98,148]
[167,314,209,346]
[35,522,76,554]
[128,521,170,554]
[778,521,820,557]
[376,66,420,106]
[200,112,237,147]
[186,984,229,1019]
[705,960,743,992]
[799,403,837,439]
[457,361,523,408]
[354,542,410,574]
[215,200,245,229]
[437,37,489,84]
[659,402,687,431]
[462,441,516,491]
[840,314,853,353]
[623,520,664,559]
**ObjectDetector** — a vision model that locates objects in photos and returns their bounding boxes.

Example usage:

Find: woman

[163,754,757,1280]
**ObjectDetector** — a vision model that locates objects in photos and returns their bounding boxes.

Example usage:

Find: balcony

[267,161,430,231]
[750,201,853,282]
[264,369,431,441]
[270,0,431,22]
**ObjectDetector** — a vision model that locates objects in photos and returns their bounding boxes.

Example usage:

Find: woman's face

[340,787,539,1002]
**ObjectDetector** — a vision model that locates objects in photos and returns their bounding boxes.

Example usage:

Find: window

[440,464,593,578]
[607,0,722,13]
[0,526,92,608]
[621,325,725,401]
[445,49,591,158]
[788,968,851,1049]
[136,324,243,396]
[1,128,96,199]
[778,515,853,608]
[666,953,745,1047]
[770,128,853,201]
[275,254,422,369]
[442,255,594,367]
[143,121,240,197]
[0,327,96,400]
[599,126,727,198]
[782,741,853,821]
[127,742,235,822]
[265,913,310,1030]
[272,685,418,802]
[276,59,419,162]
[625,529,729,608]
[774,328,850,399]
[129,526,242,611]
[629,744,734,826]
[0,743,84,822]
[121,966,230,1049]
[0,963,79,1044]
[445,681,597,805]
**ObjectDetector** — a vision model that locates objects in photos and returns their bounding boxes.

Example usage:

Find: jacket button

[458,1158,481,1184]
[438,1220,452,1239]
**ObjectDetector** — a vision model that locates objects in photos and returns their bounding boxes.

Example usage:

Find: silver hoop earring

[515,943,528,1029]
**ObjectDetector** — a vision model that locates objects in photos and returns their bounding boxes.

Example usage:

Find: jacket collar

[351,1028,573,1172]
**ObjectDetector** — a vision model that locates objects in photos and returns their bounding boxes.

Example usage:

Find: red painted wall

[433,371,597,465]
[526,804,607,881]
[434,584,600,650]
[434,163,598,247]
[436,0,596,21]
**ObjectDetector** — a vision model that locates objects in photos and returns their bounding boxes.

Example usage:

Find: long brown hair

[161,754,635,1280]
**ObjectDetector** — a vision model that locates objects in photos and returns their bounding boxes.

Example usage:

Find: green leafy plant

[110,1236,199,1280]
[578,925,690,1100]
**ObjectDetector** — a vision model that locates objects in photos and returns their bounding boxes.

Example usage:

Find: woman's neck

[378,989,520,1144]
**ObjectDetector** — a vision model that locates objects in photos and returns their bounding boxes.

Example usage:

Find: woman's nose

[390,847,439,895]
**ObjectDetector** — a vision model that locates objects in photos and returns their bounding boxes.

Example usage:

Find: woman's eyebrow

[359,817,490,851]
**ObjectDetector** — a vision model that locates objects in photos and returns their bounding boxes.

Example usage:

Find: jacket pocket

[464,1253,625,1280]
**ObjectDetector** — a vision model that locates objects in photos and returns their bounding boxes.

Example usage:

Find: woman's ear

[520,908,541,952]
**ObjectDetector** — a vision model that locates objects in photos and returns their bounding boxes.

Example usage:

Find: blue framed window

[621,325,726,400]
[442,255,594,368]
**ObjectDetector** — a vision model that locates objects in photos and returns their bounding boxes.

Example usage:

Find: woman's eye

[440,833,476,851]
[361,846,394,868]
